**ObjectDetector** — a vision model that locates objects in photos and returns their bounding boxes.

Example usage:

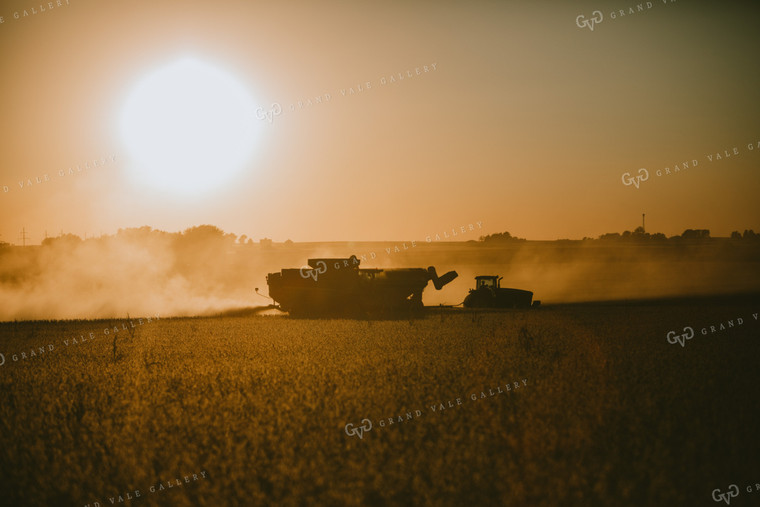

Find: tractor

[463,275,537,308]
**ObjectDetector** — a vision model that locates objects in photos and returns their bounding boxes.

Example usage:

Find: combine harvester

[265,255,458,317]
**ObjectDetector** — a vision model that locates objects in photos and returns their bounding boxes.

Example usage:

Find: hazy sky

[1,0,759,244]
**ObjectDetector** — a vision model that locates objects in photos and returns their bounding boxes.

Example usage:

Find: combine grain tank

[266,255,458,317]
[463,275,536,308]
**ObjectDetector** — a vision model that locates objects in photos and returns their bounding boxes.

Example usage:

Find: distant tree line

[730,230,760,240]
[33,226,291,248]
[479,228,760,243]
[4,226,758,248]
[595,228,760,241]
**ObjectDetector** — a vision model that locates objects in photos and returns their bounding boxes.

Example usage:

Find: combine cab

[463,275,536,308]
[266,255,458,317]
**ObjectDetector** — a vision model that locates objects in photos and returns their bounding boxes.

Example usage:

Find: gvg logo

[666,313,752,349]
[712,485,739,505]
[666,326,694,347]
[576,11,603,31]
[621,168,649,189]
[300,260,327,281]
[254,103,282,123]
[345,419,372,439]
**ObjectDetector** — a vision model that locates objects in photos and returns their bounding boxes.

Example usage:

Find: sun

[119,57,259,196]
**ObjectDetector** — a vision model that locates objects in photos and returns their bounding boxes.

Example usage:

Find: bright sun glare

[119,57,258,196]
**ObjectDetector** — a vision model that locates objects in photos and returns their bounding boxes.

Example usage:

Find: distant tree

[480,231,526,243]
[41,233,83,247]
[284,239,294,246]
[743,229,758,240]
[681,229,710,239]
[116,226,161,242]
[238,234,248,245]
[118,226,153,235]
[224,232,237,243]
[730,231,742,240]
[174,226,234,263]
[599,233,621,240]
[182,225,226,240]
[177,225,239,249]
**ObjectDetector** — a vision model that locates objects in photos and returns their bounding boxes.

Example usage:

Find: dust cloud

[0,226,267,321]
[344,239,760,307]
[1,229,759,320]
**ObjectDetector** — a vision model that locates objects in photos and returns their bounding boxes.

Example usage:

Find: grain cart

[266,255,458,317]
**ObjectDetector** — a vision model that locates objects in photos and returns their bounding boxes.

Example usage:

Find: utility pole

[18,227,29,247]
[642,213,646,233]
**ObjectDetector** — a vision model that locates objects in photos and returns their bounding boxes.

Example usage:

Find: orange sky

[1,0,759,244]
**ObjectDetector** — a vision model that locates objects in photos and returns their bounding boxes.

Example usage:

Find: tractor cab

[475,275,501,291]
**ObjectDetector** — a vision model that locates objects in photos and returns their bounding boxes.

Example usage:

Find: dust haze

[1,227,759,320]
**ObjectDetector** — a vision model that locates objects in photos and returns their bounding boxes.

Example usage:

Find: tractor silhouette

[463,275,538,308]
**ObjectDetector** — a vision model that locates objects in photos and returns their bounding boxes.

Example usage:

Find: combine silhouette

[266,255,458,317]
